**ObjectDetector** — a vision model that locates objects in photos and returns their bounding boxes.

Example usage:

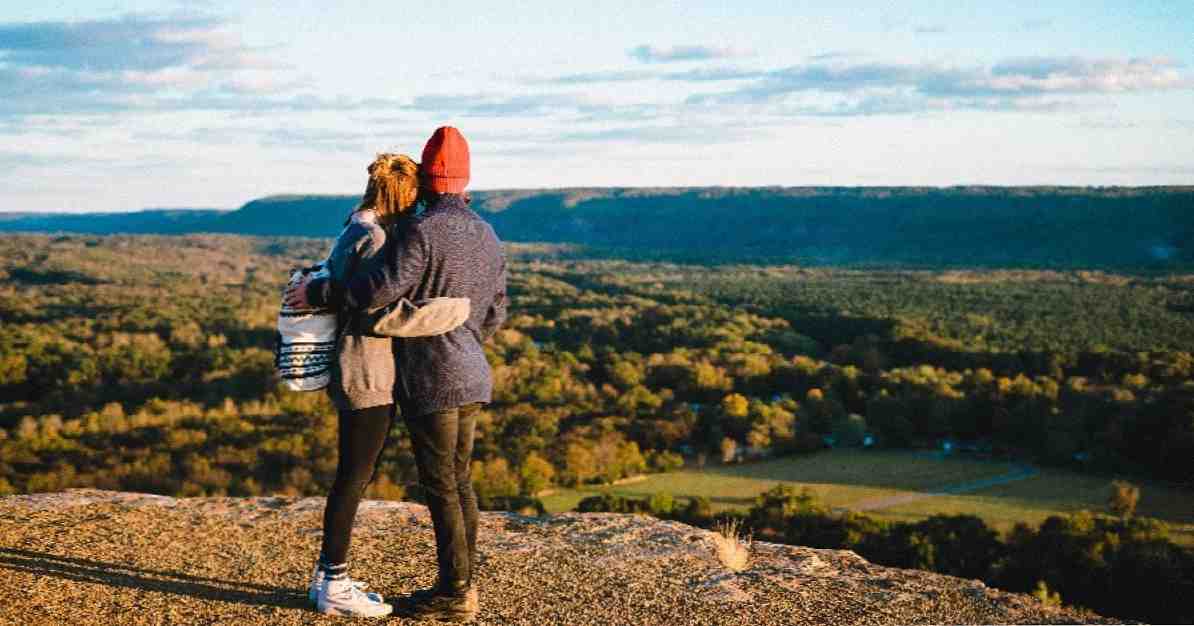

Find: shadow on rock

[0,547,305,610]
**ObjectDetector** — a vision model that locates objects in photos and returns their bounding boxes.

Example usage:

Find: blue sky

[1,1,1192,212]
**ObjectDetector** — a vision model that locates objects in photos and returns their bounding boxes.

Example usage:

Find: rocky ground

[0,489,1113,625]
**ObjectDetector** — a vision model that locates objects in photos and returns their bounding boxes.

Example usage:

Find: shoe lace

[329,577,379,604]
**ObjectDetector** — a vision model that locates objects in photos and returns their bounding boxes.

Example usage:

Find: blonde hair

[358,153,419,224]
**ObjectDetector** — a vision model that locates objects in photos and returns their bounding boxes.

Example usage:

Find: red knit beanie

[420,126,470,194]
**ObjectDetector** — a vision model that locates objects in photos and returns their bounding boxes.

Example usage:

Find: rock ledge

[0,489,1110,625]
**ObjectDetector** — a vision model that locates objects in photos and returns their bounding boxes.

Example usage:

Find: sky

[1,1,1192,212]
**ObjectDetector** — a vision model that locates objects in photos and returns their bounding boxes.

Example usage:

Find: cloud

[556,124,756,144]
[408,93,588,117]
[1076,117,1141,130]
[913,24,947,35]
[757,62,947,94]
[807,51,865,62]
[525,53,1190,120]
[527,69,658,85]
[686,56,1192,114]
[628,44,750,64]
[976,56,1189,94]
[1020,18,1054,31]
[569,103,665,124]
[542,54,1189,95]
[0,15,226,71]
[0,150,62,170]
[258,127,377,152]
[403,93,674,128]
[532,65,764,86]
[0,13,301,118]
[662,66,766,82]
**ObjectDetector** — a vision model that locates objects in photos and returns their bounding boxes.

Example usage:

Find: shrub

[679,496,713,524]
[576,493,649,514]
[1033,580,1062,607]
[478,494,546,516]
[1108,480,1140,518]
[648,450,684,473]
[519,452,555,495]
[647,492,675,516]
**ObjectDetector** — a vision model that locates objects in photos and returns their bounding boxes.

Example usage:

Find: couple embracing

[282,126,507,621]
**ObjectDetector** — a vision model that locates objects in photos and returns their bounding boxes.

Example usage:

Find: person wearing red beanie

[420,126,470,194]
[291,123,505,621]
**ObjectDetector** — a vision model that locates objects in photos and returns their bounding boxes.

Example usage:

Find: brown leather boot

[407,587,477,622]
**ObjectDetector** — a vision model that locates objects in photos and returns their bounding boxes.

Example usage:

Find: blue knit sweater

[307,194,508,416]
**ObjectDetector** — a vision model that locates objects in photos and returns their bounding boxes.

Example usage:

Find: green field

[540,450,1194,545]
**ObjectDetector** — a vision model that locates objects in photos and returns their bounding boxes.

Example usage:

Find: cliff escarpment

[3,185,1192,268]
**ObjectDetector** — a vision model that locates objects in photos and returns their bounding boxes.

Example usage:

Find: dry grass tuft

[712,518,751,572]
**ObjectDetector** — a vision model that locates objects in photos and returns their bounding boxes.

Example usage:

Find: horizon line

[5,183,1194,215]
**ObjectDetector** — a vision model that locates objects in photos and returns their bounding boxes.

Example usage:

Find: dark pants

[404,402,481,591]
[320,403,397,564]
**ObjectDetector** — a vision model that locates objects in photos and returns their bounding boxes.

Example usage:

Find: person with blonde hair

[304,152,419,618]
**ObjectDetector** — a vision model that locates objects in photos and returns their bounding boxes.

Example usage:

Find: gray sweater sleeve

[324,223,380,284]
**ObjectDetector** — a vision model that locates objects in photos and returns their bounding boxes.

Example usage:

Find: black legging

[320,403,396,565]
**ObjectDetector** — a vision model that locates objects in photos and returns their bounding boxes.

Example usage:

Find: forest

[0,232,1191,622]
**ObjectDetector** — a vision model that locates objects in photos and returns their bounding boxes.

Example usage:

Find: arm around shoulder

[342,223,428,311]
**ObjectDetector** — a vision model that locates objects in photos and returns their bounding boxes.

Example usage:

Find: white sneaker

[308,562,382,606]
[317,576,393,617]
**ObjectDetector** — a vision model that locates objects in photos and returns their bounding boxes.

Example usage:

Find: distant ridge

[2,186,1193,268]
[0,208,225,234]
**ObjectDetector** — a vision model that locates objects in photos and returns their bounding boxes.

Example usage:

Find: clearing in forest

[541,449,1194,545]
